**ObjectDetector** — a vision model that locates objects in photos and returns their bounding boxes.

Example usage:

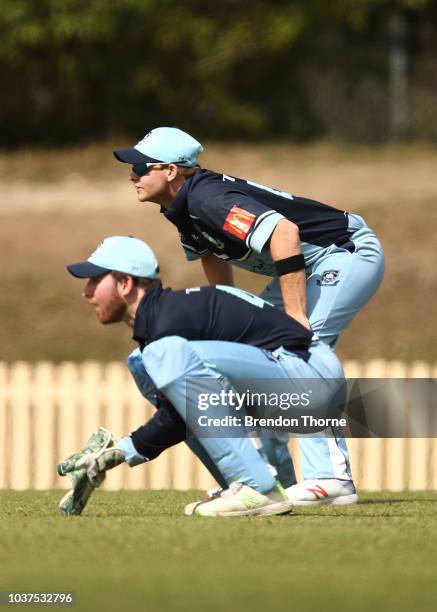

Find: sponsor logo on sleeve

[223,205,256,240]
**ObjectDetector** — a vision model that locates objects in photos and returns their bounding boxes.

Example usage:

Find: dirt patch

[2,142,437,213]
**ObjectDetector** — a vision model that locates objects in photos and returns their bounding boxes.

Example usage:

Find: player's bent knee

[142,335,208,389]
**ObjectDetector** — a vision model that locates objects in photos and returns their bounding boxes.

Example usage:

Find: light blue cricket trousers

[137,336,344,493]
[135,337,279,494]
[259,215,385,480]
[124,347,295,488]
[124,347,229,489]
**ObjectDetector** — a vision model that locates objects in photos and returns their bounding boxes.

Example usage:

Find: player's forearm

[270,220,309,329]
[130,398,187,461]
[201,253,234,286]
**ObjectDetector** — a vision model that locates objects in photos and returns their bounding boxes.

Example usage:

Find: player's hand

[56,427,117,483]
[75,448,125,486]
[57,437,111,516]
[57,452,105,487]
[57,449,90,476]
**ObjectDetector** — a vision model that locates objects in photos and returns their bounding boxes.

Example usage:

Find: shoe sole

[184,490,226,516]
[194,500,294,517]
[184,502,199,516]
[289,493,358,506]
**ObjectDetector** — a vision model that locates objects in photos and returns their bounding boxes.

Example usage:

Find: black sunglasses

[131,161,188,177]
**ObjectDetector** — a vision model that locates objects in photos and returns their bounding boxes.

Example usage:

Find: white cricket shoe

[186,482,294,517]
[286,479,358,506]
[184,487,224,516]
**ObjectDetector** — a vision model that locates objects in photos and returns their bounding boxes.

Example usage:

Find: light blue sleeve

[117,435,148,467]
[246,211,285,252]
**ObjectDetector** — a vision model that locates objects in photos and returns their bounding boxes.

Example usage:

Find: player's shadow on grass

[294,497,437,518]
[358,497,437,504]
[299,512,408,518]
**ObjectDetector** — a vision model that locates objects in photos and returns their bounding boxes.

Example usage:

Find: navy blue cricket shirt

[162,169,355,275]
[133,282,313,354]
[129,282,314,462]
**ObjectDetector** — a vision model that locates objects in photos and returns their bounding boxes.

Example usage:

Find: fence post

[101,363,128,491]
[408,361,432,490]
[343,360,364,489]
[383,362,408,491]
[432,364,437,490]
[9,362,32,490]
[0,363,9,489]
[56,362,81,491]
[33,362,57,490]
[359,360,387,491]
[124,373,152,491]
[78,361,105,445]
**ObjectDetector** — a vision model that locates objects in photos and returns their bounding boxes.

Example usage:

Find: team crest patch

[317,270,340,286]
[223,205,256,240]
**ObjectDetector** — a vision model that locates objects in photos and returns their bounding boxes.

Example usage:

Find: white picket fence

[0,360,436,492]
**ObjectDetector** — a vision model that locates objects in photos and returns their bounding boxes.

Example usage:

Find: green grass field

[1,491,436,612]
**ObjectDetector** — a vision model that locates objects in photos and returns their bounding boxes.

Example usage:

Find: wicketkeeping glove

[57,427,119,515]
[71,446,125,486]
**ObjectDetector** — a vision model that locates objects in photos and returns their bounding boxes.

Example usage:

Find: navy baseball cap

[67,236,159,279]
[113,127,203,167]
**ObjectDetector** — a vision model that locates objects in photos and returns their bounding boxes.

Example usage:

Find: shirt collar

[162,178,191,224]
[133,282,163,346]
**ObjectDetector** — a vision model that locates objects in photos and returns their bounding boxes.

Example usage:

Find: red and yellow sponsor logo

[223,205,256,240]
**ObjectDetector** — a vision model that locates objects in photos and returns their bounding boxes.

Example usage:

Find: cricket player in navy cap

[113,127,385,505]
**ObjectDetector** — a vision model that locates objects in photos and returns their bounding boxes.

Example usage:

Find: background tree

[0,0,435,145]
